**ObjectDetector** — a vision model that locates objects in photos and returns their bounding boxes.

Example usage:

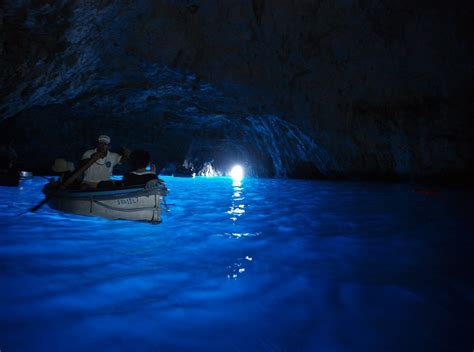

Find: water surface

[0,177,473,351]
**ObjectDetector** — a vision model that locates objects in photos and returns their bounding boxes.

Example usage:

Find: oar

[29,151,105,213]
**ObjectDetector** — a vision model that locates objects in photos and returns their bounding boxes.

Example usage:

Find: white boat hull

[44,186,167,223]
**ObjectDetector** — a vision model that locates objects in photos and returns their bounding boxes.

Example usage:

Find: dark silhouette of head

[130,150,151,170]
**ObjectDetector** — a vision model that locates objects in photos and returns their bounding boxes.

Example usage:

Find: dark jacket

[123,171,158,186]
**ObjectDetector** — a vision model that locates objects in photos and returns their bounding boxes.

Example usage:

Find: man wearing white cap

[80,135,130,188]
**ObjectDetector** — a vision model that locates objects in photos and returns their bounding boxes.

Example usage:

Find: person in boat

[0,154,19,186]
[0,139,18,172]
[51,158,80,187]
[0,139,18,185]
[0,140,17,166]
[123,150,164,187]
[174,163,194,177]
[0,155,14,172]
[80,135,130,189]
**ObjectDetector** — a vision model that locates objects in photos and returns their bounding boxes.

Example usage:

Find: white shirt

[81,149,122,184]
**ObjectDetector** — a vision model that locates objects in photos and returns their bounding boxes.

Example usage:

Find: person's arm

[157,176,165,184]
[148,164,165,184]
[80,150,106,167]
[119,147,131,164]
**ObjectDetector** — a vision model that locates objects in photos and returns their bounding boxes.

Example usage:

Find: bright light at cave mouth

[230,165,244,181]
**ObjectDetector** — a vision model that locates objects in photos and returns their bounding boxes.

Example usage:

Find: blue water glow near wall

[0,177,473,351]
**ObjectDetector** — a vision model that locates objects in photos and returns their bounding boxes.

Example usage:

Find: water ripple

[0,177,473,351]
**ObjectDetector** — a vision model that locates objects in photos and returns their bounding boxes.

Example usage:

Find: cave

[1,0,472,181]
[0,1,472,351]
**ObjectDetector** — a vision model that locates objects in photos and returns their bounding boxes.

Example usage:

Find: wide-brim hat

[52,158,75,173]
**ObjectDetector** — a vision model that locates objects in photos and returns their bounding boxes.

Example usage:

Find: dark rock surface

[1,0,473,179]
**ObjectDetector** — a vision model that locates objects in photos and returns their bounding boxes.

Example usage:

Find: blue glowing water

[1,177,472,351]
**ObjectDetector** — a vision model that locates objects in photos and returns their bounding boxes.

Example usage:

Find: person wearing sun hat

[51,158,77,185]
[80,135,130,189]
[52,158,75,173]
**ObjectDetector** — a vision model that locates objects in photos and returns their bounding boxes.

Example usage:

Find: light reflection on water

[227,180,246,224]
[0,176,473,351]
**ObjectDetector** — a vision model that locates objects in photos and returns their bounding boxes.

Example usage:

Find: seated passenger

[52,158,76,184]
[0,140,17,167]
[0,155,15,174]
[51,158,81,188]
[0,155,19,186]
[123,150,163,187]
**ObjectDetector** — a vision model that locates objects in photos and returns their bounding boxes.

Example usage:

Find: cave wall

[5,102,331,177]
[1,0,473,179]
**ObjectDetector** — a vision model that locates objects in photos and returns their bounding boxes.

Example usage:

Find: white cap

[97,135,111,144]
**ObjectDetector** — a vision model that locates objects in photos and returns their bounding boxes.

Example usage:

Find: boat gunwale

[43,185,167,200]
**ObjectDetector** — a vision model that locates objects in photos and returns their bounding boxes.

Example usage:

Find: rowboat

[0,170,33,186]
[19,171,33,179]
[42,183,168,223]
